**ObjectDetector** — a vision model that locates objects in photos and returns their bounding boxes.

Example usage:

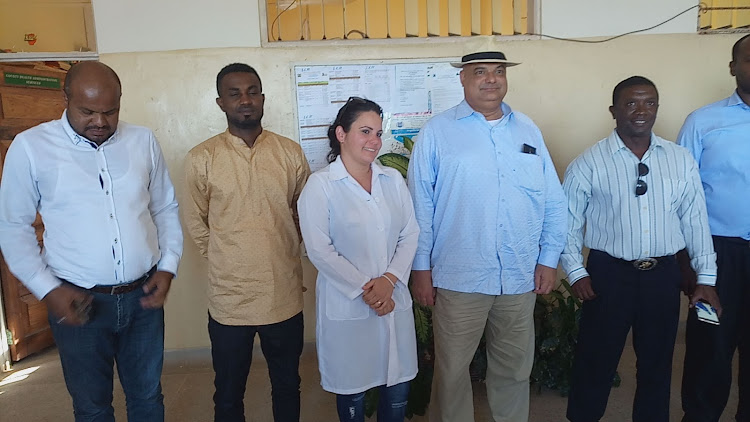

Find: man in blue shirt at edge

[407,51,567,422]
[679,33,750,422]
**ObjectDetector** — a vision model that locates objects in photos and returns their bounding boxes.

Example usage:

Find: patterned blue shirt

[407,100,567,295]
[677,91,750,240]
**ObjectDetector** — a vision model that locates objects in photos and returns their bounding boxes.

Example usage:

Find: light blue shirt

[677,91,750,240]
[560,131,717,286]
[0,112,183,299]
[407,100,567,295]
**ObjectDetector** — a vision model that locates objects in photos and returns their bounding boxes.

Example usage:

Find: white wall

[541,0,699,38]
[46,0,740,351]
[96,32,742,349]
[91,1,705,54]
[91,0,262,53]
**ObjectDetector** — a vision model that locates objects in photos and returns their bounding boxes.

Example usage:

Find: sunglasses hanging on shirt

[635,162,649,197]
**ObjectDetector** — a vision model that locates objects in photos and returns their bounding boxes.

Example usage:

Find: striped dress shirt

[560,130,717,286]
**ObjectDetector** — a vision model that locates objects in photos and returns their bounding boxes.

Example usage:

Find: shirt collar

[328,155,388,181]
[605,129,665,156]
[455,100,513,121]
[223,128,267,147]
[727,90,749,108]
[61,109,119,148]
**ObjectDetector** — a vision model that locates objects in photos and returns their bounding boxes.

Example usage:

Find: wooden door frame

[0,286,11,372]
[0,63,69,367]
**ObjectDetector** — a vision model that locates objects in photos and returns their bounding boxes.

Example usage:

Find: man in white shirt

[0,61,183,421]
[561,76,720,422]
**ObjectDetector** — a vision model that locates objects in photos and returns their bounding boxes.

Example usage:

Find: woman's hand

[374,299,395,316]
[362,276,395,311]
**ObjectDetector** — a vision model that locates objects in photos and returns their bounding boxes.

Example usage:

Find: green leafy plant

[531,278,582,395]
[531,278,620,395]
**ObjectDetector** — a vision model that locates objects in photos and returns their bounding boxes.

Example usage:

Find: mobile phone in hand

[695,301,719,325]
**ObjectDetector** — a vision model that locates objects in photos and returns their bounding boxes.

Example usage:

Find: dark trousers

[208,311,304,422]
[567,250,681,422]
[50,286,165,422]
[682,236,750,422]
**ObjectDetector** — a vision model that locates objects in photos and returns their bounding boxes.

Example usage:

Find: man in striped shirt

[560,76,721,422]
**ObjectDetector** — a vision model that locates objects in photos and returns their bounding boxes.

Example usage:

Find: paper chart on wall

[294,62,463,172]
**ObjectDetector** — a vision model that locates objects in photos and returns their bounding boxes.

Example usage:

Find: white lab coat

[298,156,419,394]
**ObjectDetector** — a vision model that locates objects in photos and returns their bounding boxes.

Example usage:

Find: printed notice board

[294,62,465,172]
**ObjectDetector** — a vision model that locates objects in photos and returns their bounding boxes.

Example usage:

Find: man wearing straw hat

[408,51,567,422]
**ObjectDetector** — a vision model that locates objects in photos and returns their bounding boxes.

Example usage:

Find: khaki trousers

[429,289,536,422]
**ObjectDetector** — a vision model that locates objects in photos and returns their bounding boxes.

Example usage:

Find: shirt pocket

[325,285,370,321]
[512,153,544,193]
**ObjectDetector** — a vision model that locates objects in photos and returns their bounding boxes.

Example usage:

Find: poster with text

[295,62,463,172]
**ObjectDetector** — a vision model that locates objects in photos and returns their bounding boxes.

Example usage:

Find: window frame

[0,0,99,62]
[697,1,750,34]
[259,0,541,47]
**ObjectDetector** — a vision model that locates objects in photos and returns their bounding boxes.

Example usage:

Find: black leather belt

[618,255,673,271]
[89,266,157,295]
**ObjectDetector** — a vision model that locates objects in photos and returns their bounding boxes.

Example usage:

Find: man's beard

[229,115,262,130]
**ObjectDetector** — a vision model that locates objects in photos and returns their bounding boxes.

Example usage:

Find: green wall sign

[3,72,61,89]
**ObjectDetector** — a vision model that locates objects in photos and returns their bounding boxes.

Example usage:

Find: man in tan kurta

[184,63,310,422]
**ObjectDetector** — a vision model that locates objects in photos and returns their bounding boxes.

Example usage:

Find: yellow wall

[99,33,739,350]
[0,1,93,52]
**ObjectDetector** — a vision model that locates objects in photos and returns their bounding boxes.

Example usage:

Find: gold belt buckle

[633,258,658,271]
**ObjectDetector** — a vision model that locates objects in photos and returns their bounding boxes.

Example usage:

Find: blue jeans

[336,381,410,422]
[208,312,304,422]
[49,285,165,422]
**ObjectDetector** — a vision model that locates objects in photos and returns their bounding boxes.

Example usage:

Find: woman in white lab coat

[298,97,419,422]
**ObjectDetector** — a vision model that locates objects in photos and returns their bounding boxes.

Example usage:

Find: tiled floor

[1,332,739,421]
